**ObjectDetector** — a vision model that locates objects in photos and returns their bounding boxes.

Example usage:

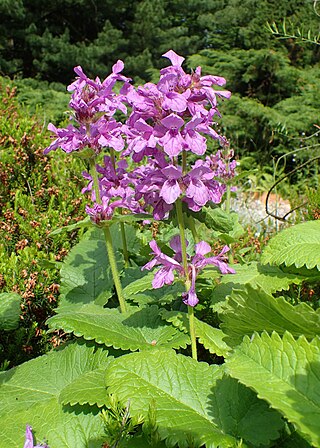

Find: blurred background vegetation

[1,0,319,167]
[0,0,319,367]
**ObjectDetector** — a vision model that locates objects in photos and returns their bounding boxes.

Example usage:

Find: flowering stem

[103,225,127,314]
[175,199,197,360]
[175,200,189,279]
[89,158,127,313]
[188,305,197,361]
[225,184,234,264]
[188,215,199,243]
[89,157,101,205]
[120,222,129,267]
[225,183,231,214]
[110,148,129,268]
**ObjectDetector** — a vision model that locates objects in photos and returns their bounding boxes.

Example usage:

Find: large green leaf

[48,304,189,351]
[0,342,110,448]
[106,349,284,447]
[219,285,320,346]
[225,332,320,446]
[58,228,123,310]
[214,262,305,296]
[0,292,21,330]
[59,366,111,408]
[261,220,320,270]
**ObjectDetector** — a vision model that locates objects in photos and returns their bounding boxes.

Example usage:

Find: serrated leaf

[261,220,320,270]
[123,273,185,306]
[0,293,21,330]
[160,310,230,357]
[194,207,243,237]
[195,319,231,357]
[58,228,122,310]
[49,216,91,236]
[60,366,111,408]
[225,332,320,446]
[216,261,305,295]
[48,304,189,351]
[122,271,155,297]
[106,349,284,447]
[219,285,320,346]
[0,342,110,448]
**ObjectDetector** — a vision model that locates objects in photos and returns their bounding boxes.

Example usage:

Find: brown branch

[265,155,320,221]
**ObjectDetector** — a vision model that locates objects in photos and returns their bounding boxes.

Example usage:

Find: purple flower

[183,161,225,211]
[23,425,49,448]
[142,238,184,288]
[67,63,129,121]
[142,237,235,306]
[159,113,185,157]
[159,165,183,204]
[182,115,207,155]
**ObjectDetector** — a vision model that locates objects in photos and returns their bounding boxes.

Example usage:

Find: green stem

[188,215,199,243]
[175,199,197,360]
[103,225,127,314]
[89,157,101,204]
[89,158,127,313]
[110,148,130,267]
[225,183,234,263]
[175,200,189,278]
[188,306,197,361]
[225,183,231,214]
[120,221,129,268]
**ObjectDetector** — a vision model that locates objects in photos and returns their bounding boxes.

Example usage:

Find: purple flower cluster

[44,50,236,307]
[142,236,235,306]
[45,50,234,221]
[82,156,142,224]
[44,61,129,155]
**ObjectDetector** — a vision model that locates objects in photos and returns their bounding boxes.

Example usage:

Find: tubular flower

[45,63,129,155]
[142,237,235,306]
[23,425,49,448]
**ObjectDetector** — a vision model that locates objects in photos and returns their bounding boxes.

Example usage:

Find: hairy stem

[89,158,127,313]
[188,215,199,243]
[175,199,197,360]
[188,306,197,361]
[103,226,127,313]
[120,222,129,268]
[110,148,130,267]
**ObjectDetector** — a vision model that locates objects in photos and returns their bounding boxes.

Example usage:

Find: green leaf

[0,293,21,330]
[48,305,189,351]
[106,349,284,447]
[123,273,185,306]
[49,216,91,236]
[195,319,231,357]
[160,310,230,357]
[60,367,111,408]
[194,207,243,237]
[122,271,155,297]
[261,220,320,270]
[58,228,122,310]
[216,261,305,295]
[219,285,320,346]
[0,342,110,448]
[225,332,320,446]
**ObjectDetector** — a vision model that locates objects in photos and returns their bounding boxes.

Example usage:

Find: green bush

[0,78,86,368]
